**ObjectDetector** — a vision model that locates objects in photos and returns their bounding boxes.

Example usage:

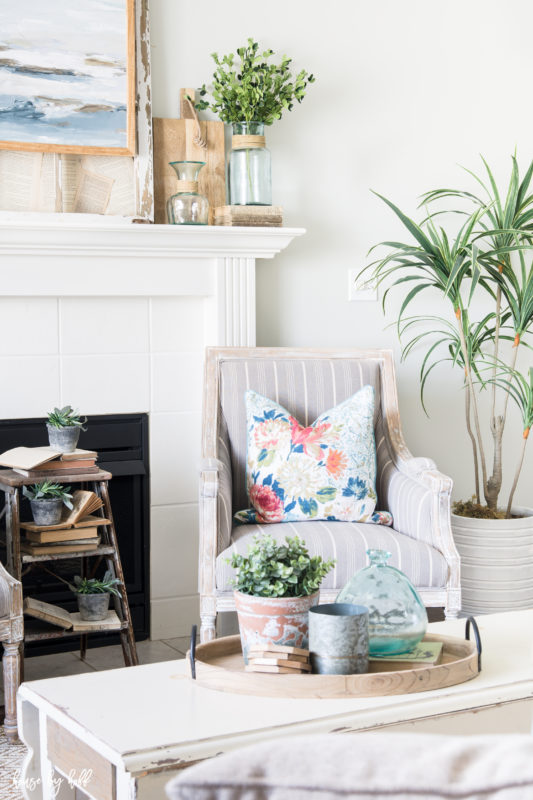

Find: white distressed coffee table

[16,611,533,800]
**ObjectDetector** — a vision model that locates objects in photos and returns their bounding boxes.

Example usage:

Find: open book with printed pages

[23,597,121,631]
[0,446,97,471]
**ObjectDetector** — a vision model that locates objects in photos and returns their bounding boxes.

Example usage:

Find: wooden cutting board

[153,92,225,225]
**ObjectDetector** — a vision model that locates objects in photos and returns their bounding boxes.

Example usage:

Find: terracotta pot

[234,590,319,664]
[452,506,533,614]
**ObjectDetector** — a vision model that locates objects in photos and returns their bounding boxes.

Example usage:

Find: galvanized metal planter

[29,498,63,526]
[76,593,111,622]
[309,603,369,675]
[47,423,80,453]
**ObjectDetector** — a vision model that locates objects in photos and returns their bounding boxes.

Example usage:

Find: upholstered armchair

[0,559,23,741]
[199,348,460,642]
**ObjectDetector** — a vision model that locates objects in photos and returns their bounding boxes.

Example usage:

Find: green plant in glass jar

[195,38,315,205]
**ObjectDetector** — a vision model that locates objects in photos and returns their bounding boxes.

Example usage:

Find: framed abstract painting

[0,0,136,155]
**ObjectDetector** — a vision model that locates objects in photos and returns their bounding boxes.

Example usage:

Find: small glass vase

[336,549,428,656]
[167,161,209,225]
[229,122,272,205]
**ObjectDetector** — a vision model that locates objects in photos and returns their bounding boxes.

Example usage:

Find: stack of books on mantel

[214,205,283,227]
[0,445,99,477]
[20,490,109,555]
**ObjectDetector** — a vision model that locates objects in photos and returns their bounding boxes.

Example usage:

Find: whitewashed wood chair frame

[199,347,461,642]
[0,559,23,741]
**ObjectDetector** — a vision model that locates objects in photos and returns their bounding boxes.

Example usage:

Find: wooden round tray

[188,632,480,698]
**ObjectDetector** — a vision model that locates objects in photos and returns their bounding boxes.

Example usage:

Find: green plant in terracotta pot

[230,533,334,663]
[359,153,533,613]
[195,38,315,205]
[23,482,73,527]
[47,405,87,453]
[70,570,121,622]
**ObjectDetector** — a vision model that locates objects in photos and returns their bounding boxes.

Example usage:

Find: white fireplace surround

[0,216,304,638]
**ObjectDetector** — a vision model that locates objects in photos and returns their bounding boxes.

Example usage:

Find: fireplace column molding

[0,217,305,346]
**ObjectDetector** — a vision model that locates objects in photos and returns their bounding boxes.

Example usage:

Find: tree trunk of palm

[465,385,480,504]
[455,310,488,500]
[506,432,529,518]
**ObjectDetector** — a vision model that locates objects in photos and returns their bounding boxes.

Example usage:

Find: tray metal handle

[189,624,197,680]
[465,616,482,672]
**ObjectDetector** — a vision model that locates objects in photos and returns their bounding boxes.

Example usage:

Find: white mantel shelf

[0,218,305,258]
[0,216,305,345]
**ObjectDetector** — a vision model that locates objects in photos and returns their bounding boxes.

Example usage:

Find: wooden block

[249,657,311,671]
[245,663,306,674]
[249,650,309,663]
[248,643,309,657]
[153,117,225,225]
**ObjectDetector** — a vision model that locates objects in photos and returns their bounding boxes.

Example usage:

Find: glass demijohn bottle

[336,549,428,656]
[167,161,209,225]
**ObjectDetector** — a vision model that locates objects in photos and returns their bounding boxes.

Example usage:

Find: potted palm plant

[22,482,73,526]
[70,570,121,621]
[195,38,315,205]
[230,533,334,662]
[47,405,87,453]
[361,154,533,613]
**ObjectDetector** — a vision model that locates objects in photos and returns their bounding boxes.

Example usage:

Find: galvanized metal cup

[309,603,369,675]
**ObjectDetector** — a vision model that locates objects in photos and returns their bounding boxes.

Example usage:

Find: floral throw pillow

[235,387,393,526]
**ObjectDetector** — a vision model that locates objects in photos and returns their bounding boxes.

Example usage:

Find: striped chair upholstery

[200,349,460,641]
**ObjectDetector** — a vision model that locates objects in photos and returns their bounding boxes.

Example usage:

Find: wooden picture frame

[0,0,136,156]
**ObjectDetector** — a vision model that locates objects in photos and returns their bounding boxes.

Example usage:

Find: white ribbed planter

[452,506,533,614]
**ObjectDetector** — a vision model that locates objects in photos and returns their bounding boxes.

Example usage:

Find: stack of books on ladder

[20,491,108,556]
[0,445,100,478]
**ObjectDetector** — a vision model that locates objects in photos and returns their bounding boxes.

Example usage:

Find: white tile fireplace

[0,216,304,638]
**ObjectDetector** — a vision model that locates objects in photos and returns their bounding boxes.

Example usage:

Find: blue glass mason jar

[229,122,272,205]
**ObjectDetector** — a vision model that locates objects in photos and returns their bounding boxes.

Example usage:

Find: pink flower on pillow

[289,418,331,460]
[249,484,284,523]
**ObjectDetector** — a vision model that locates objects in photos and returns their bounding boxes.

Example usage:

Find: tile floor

[0,637,190,706]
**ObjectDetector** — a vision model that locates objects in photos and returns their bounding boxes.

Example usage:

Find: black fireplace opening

[0,413,150,655]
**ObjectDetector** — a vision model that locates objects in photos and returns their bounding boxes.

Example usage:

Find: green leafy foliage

[70,569,121,596]
[230,533,334,598]
[195,38,315,125]
[47,405,87,430]
[22,482,73,509]
[360,153,533,514]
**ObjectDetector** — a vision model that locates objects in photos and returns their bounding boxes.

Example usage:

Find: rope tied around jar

[175,180,198,193]
[232,134,266,149]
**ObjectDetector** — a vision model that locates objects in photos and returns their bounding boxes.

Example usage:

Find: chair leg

[2,641,20,743]
[200,614,216,643]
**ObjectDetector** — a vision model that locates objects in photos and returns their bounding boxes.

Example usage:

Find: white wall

[150,0,533,506]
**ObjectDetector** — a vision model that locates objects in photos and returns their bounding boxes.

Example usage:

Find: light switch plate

[349,269,378,302]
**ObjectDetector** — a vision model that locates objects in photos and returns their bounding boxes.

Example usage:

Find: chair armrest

[199,450,233,557]
[0,560,22,624]
[377,420,457,559]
